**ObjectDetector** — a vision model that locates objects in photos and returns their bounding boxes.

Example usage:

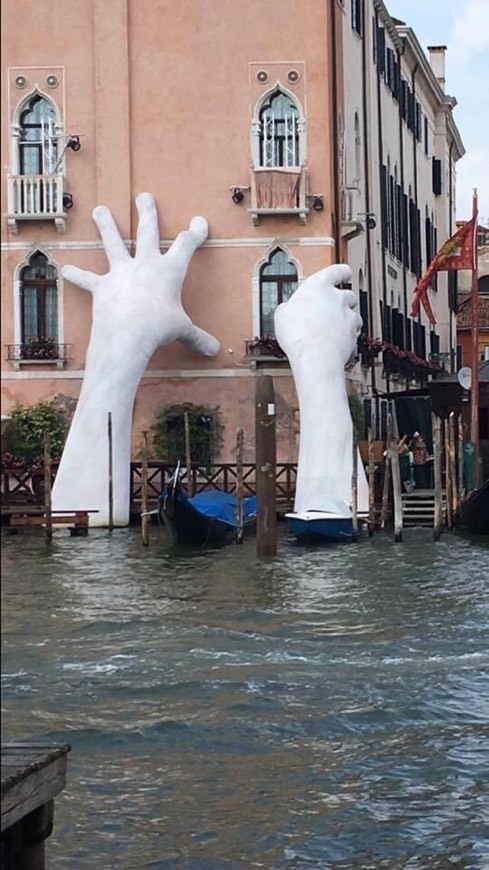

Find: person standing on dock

[411,432,429,490]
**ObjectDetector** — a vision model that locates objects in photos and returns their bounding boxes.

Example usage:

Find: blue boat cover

[165,488,257,527]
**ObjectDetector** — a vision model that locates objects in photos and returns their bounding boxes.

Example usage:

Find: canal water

[1,524,488,869]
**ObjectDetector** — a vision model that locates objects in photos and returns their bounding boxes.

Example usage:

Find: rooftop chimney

[427,45,447,91]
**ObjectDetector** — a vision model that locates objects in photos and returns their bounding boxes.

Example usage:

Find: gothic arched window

[259,90,300,168]
[19,251,59,345]
[19,94,58,175]
[259,248,298,336]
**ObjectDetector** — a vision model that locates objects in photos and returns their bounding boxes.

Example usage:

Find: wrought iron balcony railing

[6,343,69,369]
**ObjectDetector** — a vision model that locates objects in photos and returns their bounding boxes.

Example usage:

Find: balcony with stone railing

[248,164,309,226]
[6,172,69,233]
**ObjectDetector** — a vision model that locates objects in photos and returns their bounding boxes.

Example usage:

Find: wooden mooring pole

[351,424,358,540]
[141,430,149,546]
[184,411,194,497]
[444,415,453,530]
[255,375,277,557]
[44,431,52,545]
[448,412,458,519]
[391,432,403,542]
[367,427,375,536]
[458,413,465,502]
[108,412,114,532]
[433,414,444,541]
[380,414,393,531]
[236,427,244,544]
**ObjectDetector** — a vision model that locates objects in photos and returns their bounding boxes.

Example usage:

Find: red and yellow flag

[411,216,477,325]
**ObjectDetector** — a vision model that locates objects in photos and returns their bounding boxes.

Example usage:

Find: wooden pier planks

[1,743,71,833]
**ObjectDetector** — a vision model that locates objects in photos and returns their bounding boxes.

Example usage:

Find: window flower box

[245,336,287,359]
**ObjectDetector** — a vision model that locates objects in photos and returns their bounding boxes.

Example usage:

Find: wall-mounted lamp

[358,212,377,230]
[230,186,250,204]
[307,194,324,212]
[63,192,74,209]
[67,135,81,152]
[52,134,83,172]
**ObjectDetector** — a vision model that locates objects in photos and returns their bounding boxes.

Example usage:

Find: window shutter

[432,158,442,195]
[380,164,388,249]
[377,26,386,75]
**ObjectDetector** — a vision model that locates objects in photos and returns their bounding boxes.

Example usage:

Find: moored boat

[159,469,257,546]
[454,480,489,535]
[285,509,364,543]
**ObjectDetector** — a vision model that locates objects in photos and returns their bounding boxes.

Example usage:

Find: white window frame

[12,247,65,369]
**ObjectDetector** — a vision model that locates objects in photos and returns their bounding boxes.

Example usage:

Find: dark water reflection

[1,525,488,869]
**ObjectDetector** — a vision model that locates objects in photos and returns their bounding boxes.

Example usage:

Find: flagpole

[470,188,480,488]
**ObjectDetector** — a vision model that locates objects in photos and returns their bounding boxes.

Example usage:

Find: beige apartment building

[1,0,464,464]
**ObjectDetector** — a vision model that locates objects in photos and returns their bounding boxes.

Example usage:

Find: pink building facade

[1,0,346,463]
[1,1,463,465]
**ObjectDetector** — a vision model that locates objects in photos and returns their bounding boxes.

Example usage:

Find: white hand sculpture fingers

[323,263,353,287]
[188,216,209,247]
[135,193,161,259]
[165,217,209,275]
[62,265,100,294]
[92,205,131,267]
[341,289,358,310]
[179,324,220,357]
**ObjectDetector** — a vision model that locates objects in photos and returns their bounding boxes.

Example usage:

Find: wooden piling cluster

[377,409,465,542]
[1,742,70,870]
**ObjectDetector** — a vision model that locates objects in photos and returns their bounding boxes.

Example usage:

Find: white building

[341,0,464,431]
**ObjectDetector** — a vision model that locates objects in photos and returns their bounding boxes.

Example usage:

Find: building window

[259,90,300,168]
[352,0,364,36]
[479,275,489,295]
[250,86,308,223]
[354,112,361,181]
[7,90,69,232]
[259,248,298,336]
[19,251,58,344]
[19,93,58,175]
[432,157,442,195]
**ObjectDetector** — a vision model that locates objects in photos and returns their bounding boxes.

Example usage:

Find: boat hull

[454,480,489,535]
[286,511,360,543]
[159,487,257,547]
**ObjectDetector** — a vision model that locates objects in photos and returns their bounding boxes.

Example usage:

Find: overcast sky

[385,0,489,224]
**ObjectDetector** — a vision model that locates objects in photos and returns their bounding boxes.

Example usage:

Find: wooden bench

[1,742,71,869]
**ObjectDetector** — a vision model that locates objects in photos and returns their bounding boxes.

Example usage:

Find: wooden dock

[5,509,90,534]
[1,742,70,869]
[401,489,447,528]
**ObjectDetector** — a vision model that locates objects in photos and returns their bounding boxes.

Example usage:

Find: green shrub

[2,399,67,467]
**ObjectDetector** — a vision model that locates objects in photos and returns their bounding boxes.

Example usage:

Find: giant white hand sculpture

[274,263,369,516]
[52,193,220,526]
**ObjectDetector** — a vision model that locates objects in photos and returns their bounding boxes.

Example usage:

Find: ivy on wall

[151,402,223,467]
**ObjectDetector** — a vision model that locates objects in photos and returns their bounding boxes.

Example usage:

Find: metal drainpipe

[376,11,388,398]
[411,64,420,324]
[330,0,341,258]
[398,48,408,355]
[362,9,376,392]
[448,139,455,370]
